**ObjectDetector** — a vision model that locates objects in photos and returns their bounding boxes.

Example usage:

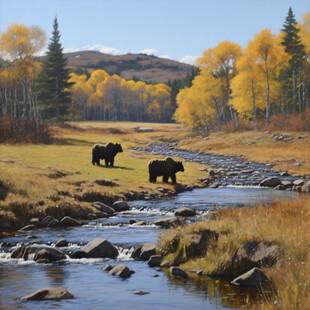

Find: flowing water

[0,186,297,310]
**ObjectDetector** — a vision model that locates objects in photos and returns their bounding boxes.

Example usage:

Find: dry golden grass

[177,131,310,176]
[0,121,206,227]
[158,196,310,309]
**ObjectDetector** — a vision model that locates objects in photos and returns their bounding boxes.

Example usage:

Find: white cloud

[180,55,198,65]
[159,54,170,59]
[88,44,121,55]
[139,48,158,56]
[35,48,48,57]
[63,47,80,53]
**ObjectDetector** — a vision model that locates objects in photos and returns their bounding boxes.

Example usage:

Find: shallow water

[0,186,297,310]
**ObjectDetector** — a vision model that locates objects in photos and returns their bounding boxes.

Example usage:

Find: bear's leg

[163,175,169,183]
[150,174,157,183]
[110,158,114,167]
[171,174,176,184]
[149,173,155,183]
[96,159,100,166]
[105,158,109,166]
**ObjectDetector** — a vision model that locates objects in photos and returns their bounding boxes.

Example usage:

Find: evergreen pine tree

[281,7,305,114]
[38,17,72,120]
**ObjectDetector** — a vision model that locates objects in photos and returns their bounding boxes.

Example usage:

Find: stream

[0,144,299,310]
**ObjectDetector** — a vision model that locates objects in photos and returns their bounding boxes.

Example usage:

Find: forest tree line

[0,18,174,124]
[175,9,310,132]
[0,9,309,133]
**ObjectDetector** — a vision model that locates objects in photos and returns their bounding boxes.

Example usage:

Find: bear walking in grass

[148,157,184,184]
[92,142,123,167]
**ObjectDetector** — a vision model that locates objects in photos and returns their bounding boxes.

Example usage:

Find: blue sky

[0,0,309,64]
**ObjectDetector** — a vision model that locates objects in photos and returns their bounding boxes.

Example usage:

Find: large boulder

[140,242,157,261]
[185,230,219,259]
[231,267,272,289]
[154,217,181,228]
[112,201,130,212]
[170,266,188,278]
[34,248,66,263]
[108,264,134,278]
[81,237,118,258]
[229,240,281,276]
[260,177,281,187]
[174,207,196,217]
[21,287,73,301]
[92,202,115,215]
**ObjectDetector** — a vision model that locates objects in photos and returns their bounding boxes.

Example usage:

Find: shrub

[0,116,52,144]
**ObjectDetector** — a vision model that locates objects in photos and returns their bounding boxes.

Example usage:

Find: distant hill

[64,50,193,83]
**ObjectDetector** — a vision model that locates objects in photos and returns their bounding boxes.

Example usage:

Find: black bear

[148,157,184,184]
[92,142,123,167]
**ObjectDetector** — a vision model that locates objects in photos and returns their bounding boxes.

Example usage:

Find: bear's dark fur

[92,142,123,167]
[148,157,184,184]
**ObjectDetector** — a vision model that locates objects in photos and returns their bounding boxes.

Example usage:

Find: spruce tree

[281,7,305,114]
[38,17,72,120]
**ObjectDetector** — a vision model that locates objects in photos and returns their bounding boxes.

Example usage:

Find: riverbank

[0,122,206,230]
[157,195,310,309]
[0,121,309,309]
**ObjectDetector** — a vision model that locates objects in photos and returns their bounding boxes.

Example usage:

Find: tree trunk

[292,68,296,115]
[251,81,258,130]
[213,97,222,131]
[265,65,270,128]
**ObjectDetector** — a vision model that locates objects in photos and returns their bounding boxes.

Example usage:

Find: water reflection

[166,272,260,308]
[44,266,68,286]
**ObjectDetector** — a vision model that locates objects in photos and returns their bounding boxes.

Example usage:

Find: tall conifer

[281,7,305,114]
[38,17,71,120]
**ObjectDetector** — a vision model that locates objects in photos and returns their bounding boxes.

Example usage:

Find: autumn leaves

[175,12,310,131]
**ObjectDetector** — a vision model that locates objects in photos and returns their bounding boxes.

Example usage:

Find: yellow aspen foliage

[299,12,310,55]
[0,23,46,117]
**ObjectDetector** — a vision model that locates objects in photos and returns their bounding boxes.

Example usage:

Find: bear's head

[115,143,123,153]
[174,161,184,172]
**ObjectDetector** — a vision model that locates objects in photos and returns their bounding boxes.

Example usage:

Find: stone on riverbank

[229,240,281,276]
[301,181,310,193]
[148,255,162,267]
[154,217,181,228]
[21,287,73,301]
[170,266,188,278]
[81,237,118,258]
[185,230,219,259]
[20,225,36,231]
[59,216,82,227]
[231,267,272,288]
[40,216,58,227]
[112,201,130,212]
[174,207,196,217]
[260,177,281,187]
[92,202,115,215]
[140,242,157,261]
[293,179,305,187]
[108,264,134,278]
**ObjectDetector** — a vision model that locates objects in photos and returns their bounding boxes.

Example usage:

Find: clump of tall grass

[0,116,52,143]
[158,196,310,309]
